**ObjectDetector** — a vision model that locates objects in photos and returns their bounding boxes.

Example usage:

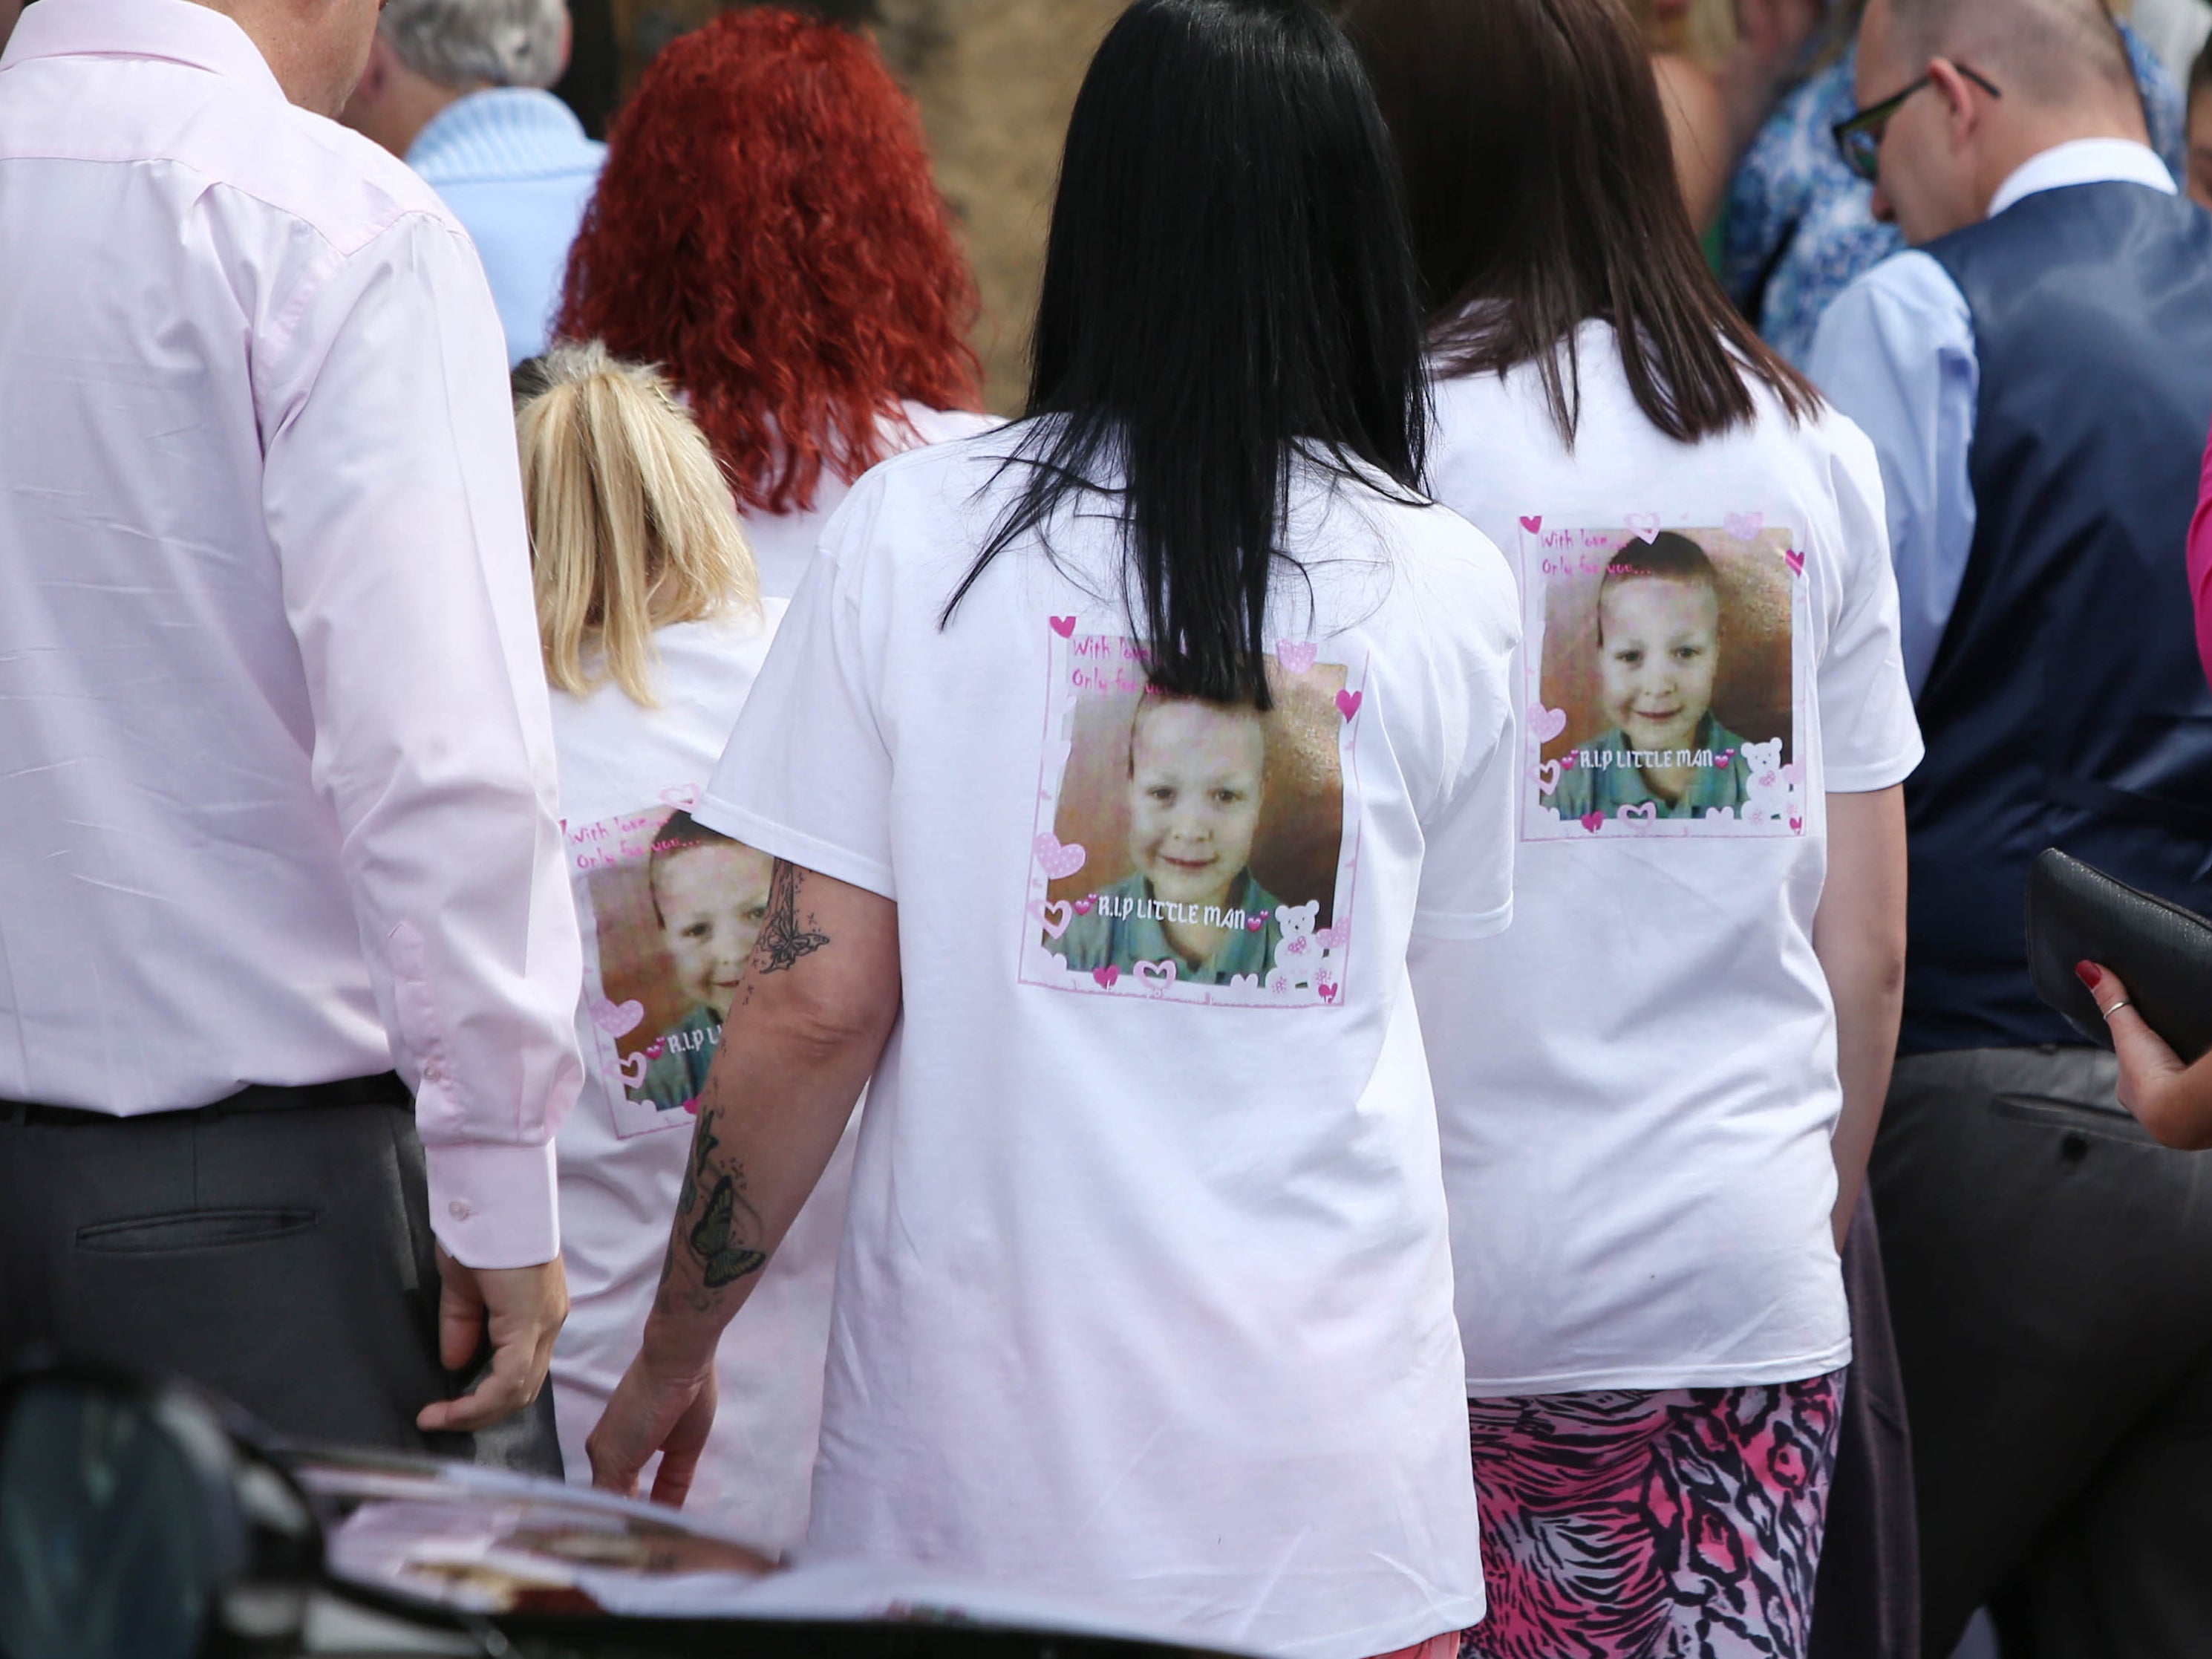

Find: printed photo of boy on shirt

[1052,695,1288,982]
[1551,532,1764,819]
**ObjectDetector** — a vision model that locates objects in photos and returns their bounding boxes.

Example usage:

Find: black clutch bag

[2026,849,2212,1063]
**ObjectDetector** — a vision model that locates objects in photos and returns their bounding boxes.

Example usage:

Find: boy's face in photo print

[650,839,774,1022]
[1126,697,1268,913]
[1522,523,1802,838]
[1022,631,1362,1007]
[570,805,774,1134]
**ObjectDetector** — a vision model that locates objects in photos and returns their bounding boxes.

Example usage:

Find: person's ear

[353,30,394,104]
[1925,57,1985,150]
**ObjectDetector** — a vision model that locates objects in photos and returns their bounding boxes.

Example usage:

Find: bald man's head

[1857,0,2149,244]
[1880,0,2134,106]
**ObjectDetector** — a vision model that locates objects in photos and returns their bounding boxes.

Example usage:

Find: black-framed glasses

[1832,64,2003,182]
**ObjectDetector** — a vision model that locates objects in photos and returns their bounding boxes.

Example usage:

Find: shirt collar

[405,86,599,182]
[1,0,284,97]
[1988,137,2176,218]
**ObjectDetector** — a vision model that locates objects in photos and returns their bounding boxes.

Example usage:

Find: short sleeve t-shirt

[698,431,1521,1659]
[547,604,861,1554]
[1414,322,1923,1395]
[741,402,1002,600]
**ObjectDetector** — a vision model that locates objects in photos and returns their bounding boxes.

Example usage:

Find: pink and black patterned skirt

[1463,1373,1844,1659]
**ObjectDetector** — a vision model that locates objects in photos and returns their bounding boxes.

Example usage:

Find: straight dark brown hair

[1341,0,1818,446]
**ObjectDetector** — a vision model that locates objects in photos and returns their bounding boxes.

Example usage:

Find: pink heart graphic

[1713,748,1737,766]
[1781,762,1804,786]
[1034,899,1072,939]
[1518,515,1543,534]
[1580,811,1604,833]
[1276,639,1318,674]
[1790,814,1805,832]
[1319,982,1340,1003]
[1091,964,1120,989]
[1619,802,1657,823]
[1626,512,1662,543]
[644,1038,666,1060]
[1073,895,1097,915]
[590,997,645,1037]
[1335,688,1363,721]
[1049,615,1077,638]
[681,1095,701,1116]
[1725,511,1764,542]
[1314,922,1349,951]
[1537,759,1564,797]
[1284,934,1311,959]
[658,784,701,810]
[1135,959,1178,987]
[1530,703,1567,743]
[1559,752,1577,769]
[1784,548,1806,576]
[1245,913,1266,931]
[1033,832,1087,879]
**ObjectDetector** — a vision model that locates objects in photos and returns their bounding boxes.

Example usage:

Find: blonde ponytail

[516,341,759,705]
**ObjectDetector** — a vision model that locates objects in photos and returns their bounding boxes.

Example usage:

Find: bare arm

[2078,962,2212,1150]
[1813,787,1908,1251]
[585,860,900,1505]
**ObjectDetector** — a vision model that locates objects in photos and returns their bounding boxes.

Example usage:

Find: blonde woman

[518,343,855,1551]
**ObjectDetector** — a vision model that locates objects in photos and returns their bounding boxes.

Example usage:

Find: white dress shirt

[0,0,583,1268]
[1806,139,2179,695]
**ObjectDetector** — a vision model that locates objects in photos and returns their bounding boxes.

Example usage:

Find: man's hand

[587,1342,718,1507]
[415,1248,569,1433]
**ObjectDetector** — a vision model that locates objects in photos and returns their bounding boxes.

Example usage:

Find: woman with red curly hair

[557,7,994,599]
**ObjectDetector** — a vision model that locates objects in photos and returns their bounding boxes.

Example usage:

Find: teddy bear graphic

[1738,737,1793,825]
[1267,900,1324,994]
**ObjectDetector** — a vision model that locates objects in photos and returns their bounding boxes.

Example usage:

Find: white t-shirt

[743,402,1001,599]
[1412,322,1923,1396]
[547,604,861,1554]
[698,431,1522,1659]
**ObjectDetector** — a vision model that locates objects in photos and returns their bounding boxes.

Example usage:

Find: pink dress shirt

[0,0,583,1267]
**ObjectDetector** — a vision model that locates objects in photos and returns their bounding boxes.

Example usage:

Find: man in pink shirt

[0,0,582,1464]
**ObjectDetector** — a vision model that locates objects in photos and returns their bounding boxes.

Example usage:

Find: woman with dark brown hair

[1343,1,1922,1655]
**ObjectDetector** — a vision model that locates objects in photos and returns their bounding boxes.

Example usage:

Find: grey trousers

[1870,1046,2212,1659]
[0,1083,558,1473]
[1808,1187,1920,1659]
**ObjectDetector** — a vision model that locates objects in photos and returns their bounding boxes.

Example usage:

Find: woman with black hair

[584,2,1519,1653]
[1345,1,1921,1655]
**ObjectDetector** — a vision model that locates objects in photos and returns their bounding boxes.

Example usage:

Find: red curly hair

[557,8,982,515]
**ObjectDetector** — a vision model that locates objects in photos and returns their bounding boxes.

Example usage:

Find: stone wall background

[878,0,1126,411]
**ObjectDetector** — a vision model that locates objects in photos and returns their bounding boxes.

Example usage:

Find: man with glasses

[1806,1,2212,1655]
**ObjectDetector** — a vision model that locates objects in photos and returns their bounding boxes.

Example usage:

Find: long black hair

[1342,0,1816,446]
[941,0,1429,708]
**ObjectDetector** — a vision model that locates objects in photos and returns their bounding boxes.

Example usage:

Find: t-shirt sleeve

[1817,419,1925,792]
[1410,540,1521,940]
[695,489,898,900]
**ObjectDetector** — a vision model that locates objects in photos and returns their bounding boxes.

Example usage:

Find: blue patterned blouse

[1722,26,2185,367]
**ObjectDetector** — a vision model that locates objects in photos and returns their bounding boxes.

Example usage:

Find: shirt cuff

[424,1138,560,1269]
[1824,735,1925,795]
[694,798,898,902]
[1408,896,1515,942]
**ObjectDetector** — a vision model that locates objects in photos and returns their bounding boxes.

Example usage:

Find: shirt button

[448,1200,471,1220]
[423,1062,443,1084]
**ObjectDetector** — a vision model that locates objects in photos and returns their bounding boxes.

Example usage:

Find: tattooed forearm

[675,1121,719,1220]
[688,1177,768,1286]
[750,859,829,975]
[655,1121,767,1311]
